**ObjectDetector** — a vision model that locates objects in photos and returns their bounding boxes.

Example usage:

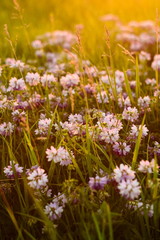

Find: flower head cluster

[138,96,150,109]
[60,73,80,88]
[4,161,23,178]
[0,122,14,136]
[27,165,48,191]
[7,77,26,91]
[138,159,159,173]
[114,164,141,200]
[35,117,52,136]
[5,58,25,70]
[26,72,40,86]
[89,175,108,190]
[122,107,139,122]
[151,54,160,71]
[44,193,67,221]
[129,124,149,139]
[41,74,56,87]
[113,141,131,156]
[46,146,73,166]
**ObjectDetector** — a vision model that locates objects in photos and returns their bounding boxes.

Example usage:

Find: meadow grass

[0,0,160,239]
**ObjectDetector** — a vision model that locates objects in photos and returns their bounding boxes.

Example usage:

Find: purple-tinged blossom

[4,161,23,178]
[122,107,139,122]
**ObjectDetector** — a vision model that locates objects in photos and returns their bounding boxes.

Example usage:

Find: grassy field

[0,0,160,239]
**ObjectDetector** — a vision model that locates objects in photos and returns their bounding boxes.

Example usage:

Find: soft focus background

[0,0,160,61]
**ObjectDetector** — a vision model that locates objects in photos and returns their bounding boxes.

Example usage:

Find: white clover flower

[5,58,25,70]
[44,202,64,221]
[99,127,120,144]
[89,175,108,190]
[113,164,135,183]
[60,73,80,88]
[117,179,141,200]
[122,107,139,122]
[35,118,52,136]
[41,74,56,87]
[68,114,83,124]
[26,72,40,86]
[27,166,48,190]
[129,124,149,138]
[138,160,153,173]
[151,54,160,71]
[7,77,26,91]
[0,122,14,136]
[4,161,23,178]
[46,146,73,166]
[113,142,131,155]
[138,96,150,108]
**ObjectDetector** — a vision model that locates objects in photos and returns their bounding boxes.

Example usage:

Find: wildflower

[35,117,52,136]
[113,164,135,183]
[113,142,131,155]
[117,179,141,200]
[60,73,80,88]
[138,159,159,173]
[4,161,23,178]
[26,72,40,86]
[139,51,151,62]
[0,122,14,136]
[129,124,149,138]
[118,96,131,108]
[27,166,48,190]
[46,146,73,166]
[99,127,120,144]
[89,175,108,190]
[7,77,26,91]
[68,114,83,124]
[122,107,139,122]
[44,201,63,221]
[151,54,160,71]
[5,58,25,70]
[138,96,150,108]
[41,74,56,87]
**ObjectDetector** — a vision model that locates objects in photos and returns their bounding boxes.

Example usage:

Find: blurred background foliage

[0,0,160,64]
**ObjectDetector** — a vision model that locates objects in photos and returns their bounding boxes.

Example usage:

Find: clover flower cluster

[89,175,109,190]
[4,161,24,178]
[122,107,139,122]
[113,164,141,200]
[57,113,84,136]
[113,141,131,156]
[138,159,159,173]
[46,146,73,166]
[7,77,26,91]
[97,113,123,144]
[35,116,52,136]
[44,193,67,221]
[60,73,80,88]
[129,124,149,139]
[0,122,14,136]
